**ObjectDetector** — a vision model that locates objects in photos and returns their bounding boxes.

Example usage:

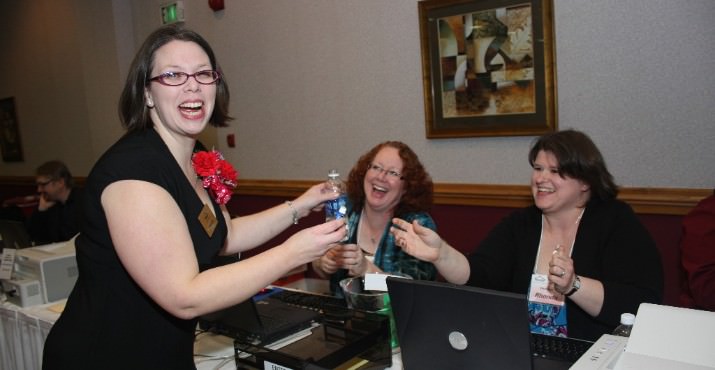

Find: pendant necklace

[358,209,380,256]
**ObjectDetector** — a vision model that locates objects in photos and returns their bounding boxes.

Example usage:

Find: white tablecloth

[0,299,238,370]
[0,299,62,370]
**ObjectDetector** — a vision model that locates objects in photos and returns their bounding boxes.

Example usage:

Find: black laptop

[0,220,32,252]
[386,278,591,370]
[198,294,319,345]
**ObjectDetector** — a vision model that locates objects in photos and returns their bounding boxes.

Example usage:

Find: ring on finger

[559,268,565,277]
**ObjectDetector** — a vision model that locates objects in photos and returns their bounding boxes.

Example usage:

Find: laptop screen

[0,220,32,251]
[386,277,534,370]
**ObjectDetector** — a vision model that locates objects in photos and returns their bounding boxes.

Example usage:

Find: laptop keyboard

[269,288,348,311]
[531,333,593,363]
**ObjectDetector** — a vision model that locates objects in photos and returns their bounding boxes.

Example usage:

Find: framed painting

[0,97,24,162]
[418,0,557,138]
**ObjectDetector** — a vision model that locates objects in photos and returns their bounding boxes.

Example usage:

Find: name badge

[198,204,218,237]
[0,249,16,280]
[528,273,565,306]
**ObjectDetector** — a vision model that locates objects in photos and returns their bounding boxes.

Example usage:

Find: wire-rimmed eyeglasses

[149,70,221,86]
[367,163,403,180]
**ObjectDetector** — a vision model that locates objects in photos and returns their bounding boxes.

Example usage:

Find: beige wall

[1,0,714,189]
[0,0,123,175]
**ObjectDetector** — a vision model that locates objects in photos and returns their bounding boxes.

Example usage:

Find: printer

[1,237,78,306]
[571,303,715,370]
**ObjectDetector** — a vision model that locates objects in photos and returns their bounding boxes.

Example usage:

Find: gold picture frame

[0,97,24,162]
[419,0,557,138]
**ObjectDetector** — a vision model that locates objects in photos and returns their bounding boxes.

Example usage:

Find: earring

[146,100,154,108]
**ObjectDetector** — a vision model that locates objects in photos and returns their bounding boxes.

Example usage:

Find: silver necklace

[358,209,381,255]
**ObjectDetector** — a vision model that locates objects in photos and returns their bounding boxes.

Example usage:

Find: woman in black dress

[42,25,345,370]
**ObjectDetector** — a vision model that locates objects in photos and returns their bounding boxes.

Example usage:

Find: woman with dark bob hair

[42,25,346,370]
[391,129,663,341]
[312,141,437,294]
[118,24,231,131]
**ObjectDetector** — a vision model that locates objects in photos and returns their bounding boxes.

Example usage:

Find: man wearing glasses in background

[27,160,82,245]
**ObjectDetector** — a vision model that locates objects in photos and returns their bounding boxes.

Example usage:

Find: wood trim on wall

[1,177,710,215]
[0,176,88,187]
[233,179,710,215]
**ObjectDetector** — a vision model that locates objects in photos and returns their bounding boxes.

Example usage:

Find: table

[193,333,238,370]
[1,299,60,370]
[0,298,271,370]
[0,280,403,370]
[0,299,261,370]
[193,332,404,370]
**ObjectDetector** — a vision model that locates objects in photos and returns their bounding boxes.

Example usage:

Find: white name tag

[528,273,565,306]
[0,248,16,280]
[364,272,410,291]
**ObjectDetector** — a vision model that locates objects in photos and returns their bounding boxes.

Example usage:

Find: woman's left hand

[332,243,376,277]
[548,246,575,295]
[346,246,368,277]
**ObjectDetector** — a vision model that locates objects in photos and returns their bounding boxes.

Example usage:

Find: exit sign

[161,1,185,25]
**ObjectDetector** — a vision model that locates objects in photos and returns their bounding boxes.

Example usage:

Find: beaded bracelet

[285,200,299,225]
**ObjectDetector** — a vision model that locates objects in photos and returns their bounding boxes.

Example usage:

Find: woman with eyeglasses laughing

[312,141,438,295]
[42,25,346,370]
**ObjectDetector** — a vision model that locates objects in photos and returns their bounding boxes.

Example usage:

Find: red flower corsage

[192,150,238,205]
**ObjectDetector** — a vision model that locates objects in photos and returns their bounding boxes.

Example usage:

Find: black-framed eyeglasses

[148,70,221,86]
[367,163,403,180]
[36,178,55,187]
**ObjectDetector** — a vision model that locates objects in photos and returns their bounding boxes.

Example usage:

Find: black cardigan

[466,198,663,341]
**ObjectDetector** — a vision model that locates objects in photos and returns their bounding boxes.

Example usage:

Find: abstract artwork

[0,97,23,162]
[419,0,557,138]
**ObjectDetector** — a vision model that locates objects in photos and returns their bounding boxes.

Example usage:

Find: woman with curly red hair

[312,141,437,294]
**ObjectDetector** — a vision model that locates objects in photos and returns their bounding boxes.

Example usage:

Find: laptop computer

[386,277,588,370]
[0,220,32,252]
[198,294,319,345]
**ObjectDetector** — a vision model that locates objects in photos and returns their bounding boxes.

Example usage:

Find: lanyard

[532,208,584,274]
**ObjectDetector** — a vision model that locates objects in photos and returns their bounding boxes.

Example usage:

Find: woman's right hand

[284,218,347,265]
[391,218,443,263]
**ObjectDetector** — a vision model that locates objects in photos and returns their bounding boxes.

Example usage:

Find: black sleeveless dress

[43,129,227,370]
